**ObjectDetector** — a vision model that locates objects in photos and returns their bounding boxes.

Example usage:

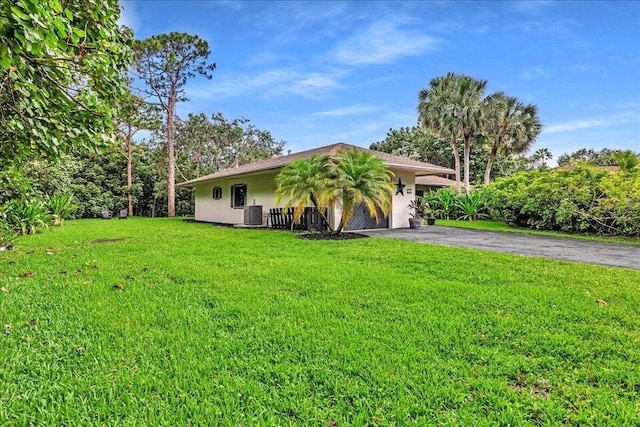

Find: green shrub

[485,165,640,236]
[0,220,17,249]
[454,191,489,221]
[424,188,457,220]
[4,199,51,235]
[46,192,78,225]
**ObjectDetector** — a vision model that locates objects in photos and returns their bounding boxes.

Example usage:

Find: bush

[485,165,640,236]
[46,192,78,225]
[0,208,17,249]
[423,188,489,221]
[4,199,51,235]
[454,191,489,221]
[424,188,457,220]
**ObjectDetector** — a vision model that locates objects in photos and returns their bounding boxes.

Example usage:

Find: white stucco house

[177,143,454,231]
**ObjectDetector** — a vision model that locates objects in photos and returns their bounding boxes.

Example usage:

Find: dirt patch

[298,232,369,241]
[91,238,124,244]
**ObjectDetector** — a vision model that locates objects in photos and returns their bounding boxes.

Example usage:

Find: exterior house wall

[194,170,278,225]
[389,169,415,229]
[193,167,417,229]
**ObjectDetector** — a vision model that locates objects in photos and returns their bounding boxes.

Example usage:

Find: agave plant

[5,199,51,235]
[454,191,489,221]
[46,192,78,226]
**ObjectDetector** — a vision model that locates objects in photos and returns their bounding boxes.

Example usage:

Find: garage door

[346,204,389,231]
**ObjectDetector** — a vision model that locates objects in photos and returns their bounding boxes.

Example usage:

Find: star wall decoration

[395,178,406,196]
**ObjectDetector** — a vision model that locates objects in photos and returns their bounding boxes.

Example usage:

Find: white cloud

[544,111,638,134]
[314,105,379,117]
[519,67,550,80]
[186,68,345,100]
[332,20,438,66]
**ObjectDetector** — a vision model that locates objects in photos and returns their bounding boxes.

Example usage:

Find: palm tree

[419,73,486,193]
[530,148,553,168]
[455,75,487,193]
[333,149,395,233]
[482,93,542,184]
[418,73,462,193]
[274,154,335,230]
[610,150,639,171]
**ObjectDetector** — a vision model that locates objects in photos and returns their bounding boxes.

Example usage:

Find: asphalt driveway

[361,226,640,270]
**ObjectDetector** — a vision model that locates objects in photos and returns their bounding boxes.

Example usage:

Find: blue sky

[120,0,640,162]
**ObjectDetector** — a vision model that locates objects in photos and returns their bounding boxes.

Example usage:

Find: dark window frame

[212,186,222,199]
[231,184,247,208]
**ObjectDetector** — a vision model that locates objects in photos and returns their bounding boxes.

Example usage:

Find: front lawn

[437,219,640,246]
[1,218,639,425]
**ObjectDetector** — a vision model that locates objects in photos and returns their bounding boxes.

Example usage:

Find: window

[416,190,424,198]
[231,184,246,208]
[212,186,222,199]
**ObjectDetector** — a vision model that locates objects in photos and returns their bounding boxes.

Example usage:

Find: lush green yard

[437,219,640,246]
[1,219,639,425]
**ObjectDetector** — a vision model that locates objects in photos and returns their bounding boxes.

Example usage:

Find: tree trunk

[463,134,471,194]
[451,134,462,193]
[483,143,498,185]
[310,193,333,232]
[126,129,133,216]
[167,94,176,217]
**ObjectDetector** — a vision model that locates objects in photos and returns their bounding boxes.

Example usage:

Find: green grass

[1,218,639,425]
[437,219,640,246]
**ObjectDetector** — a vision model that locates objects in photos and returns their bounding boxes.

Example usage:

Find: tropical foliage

[370,126,526,184]
[275,155,334,229]
[0,219,16,249]
[46,192,78,225]
[333,150,394,232]
[422,188,489,221]
[481,93,541,183]
[557,148,639,168]
[0,0,132,167]
[485,165,640,236]
[275,150,394,233]
[418,73,542,191]
[3,199,50,235]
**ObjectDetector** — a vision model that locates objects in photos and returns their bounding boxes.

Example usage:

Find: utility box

[244,205,263,226]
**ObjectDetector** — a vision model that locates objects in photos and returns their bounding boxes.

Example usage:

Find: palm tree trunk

[451,134,462,193]
[310,194,332,232]
[483,143,498,185]
[463,135,471,193]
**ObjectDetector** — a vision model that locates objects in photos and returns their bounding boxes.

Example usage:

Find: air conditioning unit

[244,205,263,226]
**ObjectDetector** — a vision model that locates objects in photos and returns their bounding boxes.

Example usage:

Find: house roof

[177,142,456,187]
[415,175,456,187]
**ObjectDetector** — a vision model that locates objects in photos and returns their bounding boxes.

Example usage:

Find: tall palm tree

[482,93,542,184]
[419,73,486,193]
[455,75,487,193]
[418,73,462,193]
[274,154,335,230]
[333,149,395,233]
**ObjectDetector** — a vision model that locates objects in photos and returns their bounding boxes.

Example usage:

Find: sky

[120,0,640,163]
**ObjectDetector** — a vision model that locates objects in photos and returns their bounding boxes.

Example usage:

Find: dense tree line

[370,126,527,184]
